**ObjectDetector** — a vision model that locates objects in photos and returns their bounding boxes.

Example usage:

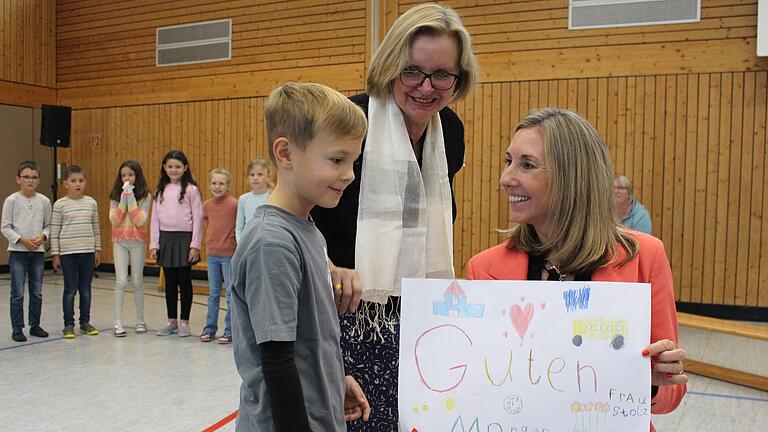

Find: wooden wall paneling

[651,77,666,236]
[757,71,768,308]
[547,80,558,108]
[586,77,598,127]
[737,72,756,306]
[605,78,618,167]
[680,75,698,303]
[661,76,677,258]
[671,75,687,300]
[702,74,721,304]
[614,78,627,177]
[748,71,766,307]
[640,76,654,211]
[691,74,710,303]
[632,78,646,202]
[725,73,743,305]
[492,81,508,244]
[596,78,608,147]
[471,85,484,260]
[713,73,732,305]
[624,77,636,190]
[479,84,493,253]
[0,0,54,88]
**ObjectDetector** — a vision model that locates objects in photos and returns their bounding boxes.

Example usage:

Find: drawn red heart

[510,303,534,340]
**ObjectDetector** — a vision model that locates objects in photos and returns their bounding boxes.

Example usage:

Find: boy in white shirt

[1,161,52,342]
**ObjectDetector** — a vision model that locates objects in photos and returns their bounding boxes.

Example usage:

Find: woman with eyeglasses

[310,3,479,430]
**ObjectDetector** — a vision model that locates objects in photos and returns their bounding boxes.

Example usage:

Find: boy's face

[16,168,40,196]
[209,173,229,198]
[62,172,86,198]
[290,132,361,211]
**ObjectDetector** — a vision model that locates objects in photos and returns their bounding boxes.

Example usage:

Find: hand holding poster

[399,278,651,432]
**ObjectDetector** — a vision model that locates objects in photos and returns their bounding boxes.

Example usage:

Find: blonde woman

[310,3,479,430]
[466,108,687,432]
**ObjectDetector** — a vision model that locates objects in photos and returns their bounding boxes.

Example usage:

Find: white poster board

[399,278,651,432]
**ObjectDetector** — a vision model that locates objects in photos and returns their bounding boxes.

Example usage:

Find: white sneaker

[135,322,147,334]
[113,322,126,337]
[156,321,178,336]
[178,322,191,337]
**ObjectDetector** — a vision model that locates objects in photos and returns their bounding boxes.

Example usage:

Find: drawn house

[433,281,485,318]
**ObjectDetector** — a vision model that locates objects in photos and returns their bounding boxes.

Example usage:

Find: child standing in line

[51,165,101,339]
[235,159,271,242]
[149,150,203,337]
[200,168,238,344]
[2,161,52,342]
[230,83,370,431]
[108,160,151,337]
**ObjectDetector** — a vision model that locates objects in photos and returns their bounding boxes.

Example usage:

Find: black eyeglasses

[19,175,39,181]
[399,68,459,90]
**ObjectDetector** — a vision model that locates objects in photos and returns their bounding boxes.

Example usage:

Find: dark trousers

[9,251,44,329]
[61,253,94,326]
[164,266,193,320]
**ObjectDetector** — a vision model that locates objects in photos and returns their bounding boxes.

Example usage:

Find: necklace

[544,260,567,281]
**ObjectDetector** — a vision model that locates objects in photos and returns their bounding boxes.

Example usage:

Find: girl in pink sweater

[149,150,203,337]
[109,160,151,337]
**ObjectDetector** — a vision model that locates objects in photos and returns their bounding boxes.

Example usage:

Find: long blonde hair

[506,108,638,275]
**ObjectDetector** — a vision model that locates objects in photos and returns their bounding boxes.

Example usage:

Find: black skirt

[157,231,194,268]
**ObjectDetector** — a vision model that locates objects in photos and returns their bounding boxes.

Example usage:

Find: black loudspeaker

[40,104,72,148]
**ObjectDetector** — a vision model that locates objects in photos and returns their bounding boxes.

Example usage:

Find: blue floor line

[687,391,768,403]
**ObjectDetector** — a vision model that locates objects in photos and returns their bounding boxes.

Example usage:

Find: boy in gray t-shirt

[230,83,370,431]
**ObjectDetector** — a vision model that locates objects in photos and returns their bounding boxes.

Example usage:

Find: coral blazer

[466,230,687,431]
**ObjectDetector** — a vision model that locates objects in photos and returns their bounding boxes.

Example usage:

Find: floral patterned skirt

[340,300,401,432]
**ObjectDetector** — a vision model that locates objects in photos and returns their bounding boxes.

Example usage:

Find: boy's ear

[271,137,293,170]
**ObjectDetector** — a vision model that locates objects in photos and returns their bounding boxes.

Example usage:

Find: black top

[310,93,466,269]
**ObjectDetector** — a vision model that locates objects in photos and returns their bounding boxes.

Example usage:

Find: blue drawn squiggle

[563,287,591,312]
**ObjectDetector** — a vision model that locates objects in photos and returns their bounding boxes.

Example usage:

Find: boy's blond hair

[264,82,367,164]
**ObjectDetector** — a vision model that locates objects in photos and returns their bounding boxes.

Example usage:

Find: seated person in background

[614,175,652,234]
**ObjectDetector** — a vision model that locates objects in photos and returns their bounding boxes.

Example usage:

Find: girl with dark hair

[109,160,151,336]
[149,150,203,337]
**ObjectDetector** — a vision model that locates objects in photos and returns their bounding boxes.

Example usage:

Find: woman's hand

[643,339,688,387]
[343,376,371,422]
[52,255,61,272]
[329,262,362,314]
[188,248,200,264]
[150,248,158,261]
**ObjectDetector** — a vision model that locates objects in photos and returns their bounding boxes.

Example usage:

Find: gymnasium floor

[1,271,766,431]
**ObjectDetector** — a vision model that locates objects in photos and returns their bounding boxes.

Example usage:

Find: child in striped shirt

[51,165,101,339]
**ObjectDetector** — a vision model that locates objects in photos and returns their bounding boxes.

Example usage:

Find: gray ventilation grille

[156,19,231,67]
[570,0,700,30]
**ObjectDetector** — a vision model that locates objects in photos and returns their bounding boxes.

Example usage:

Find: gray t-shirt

[231,205,345,432]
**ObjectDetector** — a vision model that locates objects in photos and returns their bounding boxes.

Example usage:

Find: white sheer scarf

[353,94,455,337]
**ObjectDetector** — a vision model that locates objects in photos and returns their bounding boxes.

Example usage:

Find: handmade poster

[399,278,651,432]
